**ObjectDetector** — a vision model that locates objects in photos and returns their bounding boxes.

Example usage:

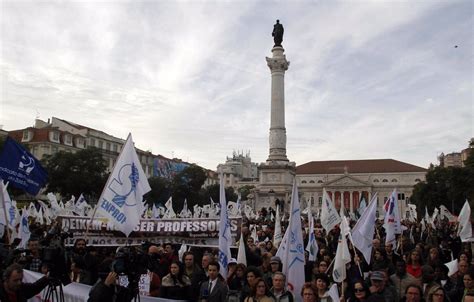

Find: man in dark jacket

[0,263,50,302]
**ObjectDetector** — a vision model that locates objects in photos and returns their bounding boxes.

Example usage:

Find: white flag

[0,181,16,228]
[280,180,305,300]
[328,284,340,302]
[351,193,378,264]
[333,205,351,283]
[18,208,31,249]
[237,228,247,266]
[74,194,87,216]
[383,189,401,248]
[180,199,191,218]
[408,204,417,222]
[178,243,187,263]
[320,189,341,233]
[457,200,472,242]
[218,172,232,280]
[357,197,367,217]
[440,205,456,222]
[96,133,151,237]
[444,259,459,276]
[273,205,282,247]
[306,205,319,262]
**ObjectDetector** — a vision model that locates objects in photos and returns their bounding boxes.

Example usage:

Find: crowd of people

[0,208,473,302]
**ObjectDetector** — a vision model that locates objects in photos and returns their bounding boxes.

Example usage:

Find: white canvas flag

[444,259,458,277]
[320,189,341,233]
[440,205,456,222]
[18,208,31,249]
[74,194,87,216]
[328,284,340,302]
[333,205,351,283]
[383,189,401,248]
[306,205,319,262]
[273,205,282,247]
[96,133,151,237]
[351,193,378,264]
[218,172,232,280]
[457,200,472,242]
[279,180,305,300]
[357,197,367,217]
[408,204,417,222]
[0,181,16,228]
[237,229,247,266]
[178,244,187,263]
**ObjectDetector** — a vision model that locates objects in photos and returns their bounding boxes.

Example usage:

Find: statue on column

[272,19,284,47]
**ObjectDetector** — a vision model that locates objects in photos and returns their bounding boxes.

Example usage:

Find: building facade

[217,151,258,188]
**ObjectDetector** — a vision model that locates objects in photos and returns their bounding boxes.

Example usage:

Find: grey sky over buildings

[1,1,472,170]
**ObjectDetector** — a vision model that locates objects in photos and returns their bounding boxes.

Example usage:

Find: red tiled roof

[296,159,426,174]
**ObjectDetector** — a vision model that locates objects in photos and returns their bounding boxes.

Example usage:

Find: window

[373,179,379,183]
[52,131,59,142]
[106,142,111,151]
[398,193,405,200]
[391,179,398,183]
[65,135,72,145]
[317,180,323,183]
[22,130,29,141]
[90,138,95,147]
[382,179,388,183]
[98,140,103,149]
[318,197,322,207]
[301,180,307,184]
[113,144,118,152]
[309,180,315,183]
[415,179,421,183]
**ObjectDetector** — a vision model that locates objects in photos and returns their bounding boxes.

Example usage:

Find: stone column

[349,191,354,214]
[266,47,289,162]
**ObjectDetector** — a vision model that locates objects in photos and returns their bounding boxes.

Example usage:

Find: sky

[1,0,473,170]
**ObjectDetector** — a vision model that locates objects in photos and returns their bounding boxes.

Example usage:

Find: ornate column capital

[266,56,289,72]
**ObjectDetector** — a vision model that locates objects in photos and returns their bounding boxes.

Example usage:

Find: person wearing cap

[269,272,294,302]
[369,270,397,302]
[266,256,282,286]
[227,258,238,280]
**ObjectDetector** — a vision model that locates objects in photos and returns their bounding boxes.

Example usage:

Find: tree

[411,151,474,215]
[199,184,238,207]
[170,164,207,212]
[144,177,171,207]
[43,147,108,201]
[238,185,255,201]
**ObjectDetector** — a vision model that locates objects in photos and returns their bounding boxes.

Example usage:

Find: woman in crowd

[313,273,333,302]
[241,266,263,302]
[229,263,247,291]
[301,282,317,302]
[159,261,191,300]
[244,277,275,302]
[427,286,449,302]
[406,250,423,279]
[347,280,370,302]
[427,248,442,269]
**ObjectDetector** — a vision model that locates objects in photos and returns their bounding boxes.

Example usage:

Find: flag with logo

[0,181,16,228]
[320,189,341,233]
[279,180,305,300]
[306,205,319,262]
[218,172,232,280]
[74,194,87,216]
[0,137,48,195]
[383,189,401,248]
[96,133,151,237]
[18,208,31,249]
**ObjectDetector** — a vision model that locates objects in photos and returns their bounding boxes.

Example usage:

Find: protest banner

[59,215,242,247]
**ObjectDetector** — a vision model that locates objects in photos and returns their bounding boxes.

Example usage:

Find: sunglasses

[354,288,365,293]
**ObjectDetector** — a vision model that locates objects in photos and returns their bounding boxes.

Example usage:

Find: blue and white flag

[218,172,232,280]
[18,208,31,249]
[351,193,378,264]
[305,205,319,262]
[280,180,305,301]
[0,181,16,228]
[383,189,401,249]
[320,189,341,233]
[0,137,48,195]
[96,134,151,237]
[74,194,87,216]
[357,197,367,217]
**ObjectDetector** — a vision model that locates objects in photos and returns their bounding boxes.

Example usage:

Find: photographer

[0,263,50,302]
[88,259,118,302]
